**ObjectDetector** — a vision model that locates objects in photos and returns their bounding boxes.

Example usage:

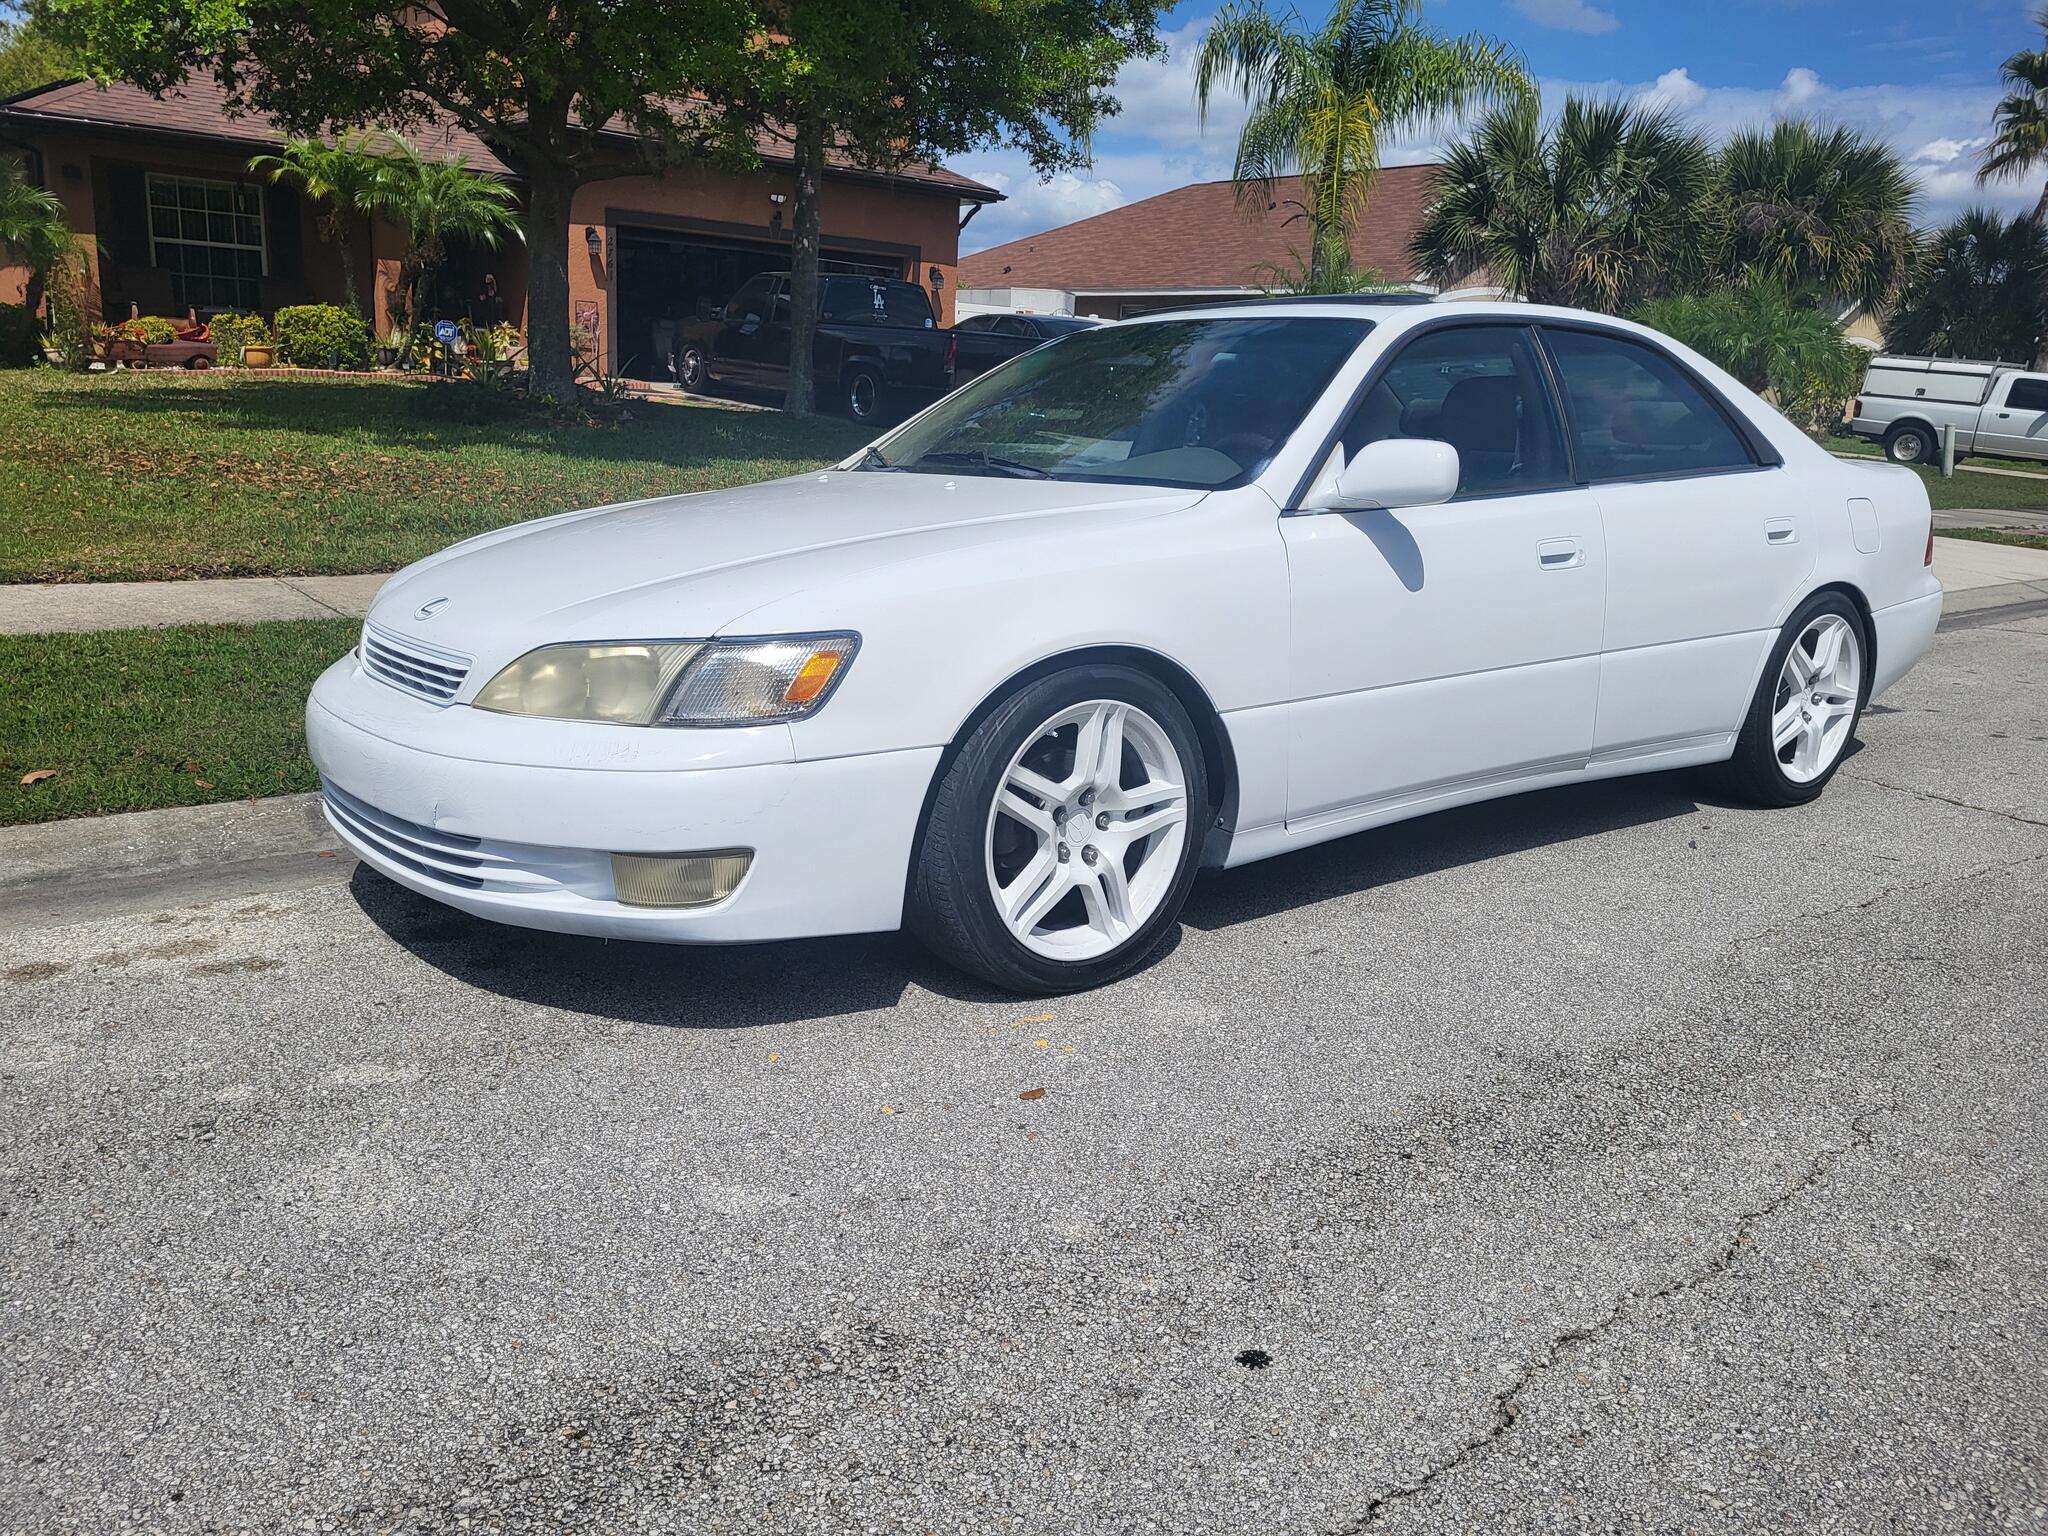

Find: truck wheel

[675,343,706,392]
[843,366,887,425]
[1882,422,1933,466]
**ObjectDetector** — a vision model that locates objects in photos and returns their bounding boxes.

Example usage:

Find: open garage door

[613,226,903,381]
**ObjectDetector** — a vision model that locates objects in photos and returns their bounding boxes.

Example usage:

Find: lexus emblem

[414,597,450,621]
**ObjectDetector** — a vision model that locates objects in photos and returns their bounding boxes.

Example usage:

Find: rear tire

[1718,592,1868,807]
[843,365,887,425]
[1882,422,1933,466]
[909,665,1209,994]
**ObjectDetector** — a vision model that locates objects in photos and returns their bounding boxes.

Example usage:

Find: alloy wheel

[984,700,1190,960]
[849,373,878,420]
[678,347,704,387]
[1772,613,1862,783]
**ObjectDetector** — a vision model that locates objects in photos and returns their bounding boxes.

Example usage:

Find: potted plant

[377,323,407,369]
[241,335,276,368]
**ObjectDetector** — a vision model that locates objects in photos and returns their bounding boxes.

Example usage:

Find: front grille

[322,781,572,898]
[360,624,472,702]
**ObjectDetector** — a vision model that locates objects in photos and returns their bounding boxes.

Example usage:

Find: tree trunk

[783,114,827,417]
[523,162,579,402]
[321,211,359,317]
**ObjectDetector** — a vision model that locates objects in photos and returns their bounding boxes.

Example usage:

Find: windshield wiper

[909,449,1053,480]
[854,445,897,472]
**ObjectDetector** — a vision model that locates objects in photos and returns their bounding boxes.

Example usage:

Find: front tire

[675,343,706,392]
[1719,593,1868,806]
[1883,422,1933,465]
[909,666,1209,994]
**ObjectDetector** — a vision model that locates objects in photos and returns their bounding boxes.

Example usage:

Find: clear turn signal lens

[659,635,858,726]
[610,850,753,908]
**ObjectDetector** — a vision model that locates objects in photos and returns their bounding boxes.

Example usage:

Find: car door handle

[1536,538,1583,569]
[1765,519,1798,545]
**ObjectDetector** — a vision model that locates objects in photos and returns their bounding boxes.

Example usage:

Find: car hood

[368,471,1204,675]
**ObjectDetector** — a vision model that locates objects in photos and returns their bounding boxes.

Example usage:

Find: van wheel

[1882,423,1932,465]
[844,366,886,424]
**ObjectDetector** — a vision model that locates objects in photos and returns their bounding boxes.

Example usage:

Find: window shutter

[103,163,150,266]
[265,182,303,280]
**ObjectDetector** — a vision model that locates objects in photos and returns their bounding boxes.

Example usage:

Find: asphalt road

[5,594,2047,1535]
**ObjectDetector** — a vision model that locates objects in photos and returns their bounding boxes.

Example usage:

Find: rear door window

[1542,328,1757,482]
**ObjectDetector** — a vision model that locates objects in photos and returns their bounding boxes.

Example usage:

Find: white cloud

[1775,67,1824,112]
[1910,135,1986,166]
[1509,0,1621,36]
[1639,67,1708,114]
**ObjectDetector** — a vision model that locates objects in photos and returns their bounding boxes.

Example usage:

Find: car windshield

[871,316,1372,488]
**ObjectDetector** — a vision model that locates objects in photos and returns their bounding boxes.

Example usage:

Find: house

[956,167,1444,319]
[0,76,1001,372]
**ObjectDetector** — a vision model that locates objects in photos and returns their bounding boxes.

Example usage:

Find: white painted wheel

[983,699,1190,961]
[1771,612,1862,784]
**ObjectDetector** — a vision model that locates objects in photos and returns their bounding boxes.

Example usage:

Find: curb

[0,793,356,933]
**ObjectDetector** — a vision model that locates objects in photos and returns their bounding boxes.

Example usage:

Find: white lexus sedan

[308,298,1942,993]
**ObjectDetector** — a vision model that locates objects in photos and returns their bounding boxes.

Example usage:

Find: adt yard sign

[433,319,459,344]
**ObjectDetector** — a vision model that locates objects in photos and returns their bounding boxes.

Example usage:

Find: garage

[611,224,907,381]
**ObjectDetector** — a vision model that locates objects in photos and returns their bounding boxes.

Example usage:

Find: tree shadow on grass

[47,379,867,471]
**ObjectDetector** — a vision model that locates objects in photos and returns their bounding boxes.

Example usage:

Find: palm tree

[1885,209,2048,363]
[1410,96,1719,312]
[1636,274,1864,433]
[248,131,387,317]
[1718,120,1918,311]
[1980,5,2048,222]
[1194,0,1527,286]
[370,136,521,363]
[0,152,72,320]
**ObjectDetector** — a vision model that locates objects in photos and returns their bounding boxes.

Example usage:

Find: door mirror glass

[1303,438,1460,512]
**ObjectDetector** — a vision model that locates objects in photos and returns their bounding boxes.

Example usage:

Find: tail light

[944,333,958,376]
[1924,525,1934,566]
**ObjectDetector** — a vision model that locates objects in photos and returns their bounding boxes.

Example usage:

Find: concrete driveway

[4,586,2046,1534]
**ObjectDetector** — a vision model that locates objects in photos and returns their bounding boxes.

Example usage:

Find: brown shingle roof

[0,76,1000,200]
[958,167,1439,292]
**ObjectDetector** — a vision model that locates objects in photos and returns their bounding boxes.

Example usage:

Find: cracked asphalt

[4,594,2046,1535]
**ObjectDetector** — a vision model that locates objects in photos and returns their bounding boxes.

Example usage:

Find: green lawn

[0,371,868,583]
[1828,435,2048,512]
[3,618,358,826]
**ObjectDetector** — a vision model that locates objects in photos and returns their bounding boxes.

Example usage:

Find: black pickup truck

[674,271,955,424]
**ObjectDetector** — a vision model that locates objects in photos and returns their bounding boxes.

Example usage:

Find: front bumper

[306,655,941,943]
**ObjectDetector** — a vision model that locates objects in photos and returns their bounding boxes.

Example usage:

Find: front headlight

[473,634,857,727]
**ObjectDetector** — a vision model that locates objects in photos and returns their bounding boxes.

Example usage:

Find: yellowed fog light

[610,850,753,908]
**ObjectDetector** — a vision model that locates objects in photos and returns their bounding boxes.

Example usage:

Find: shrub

[211,311,272,364]
[41,251,93,371]
[0,302,39,368]
[273,303,371,370]
[115,315,178,345]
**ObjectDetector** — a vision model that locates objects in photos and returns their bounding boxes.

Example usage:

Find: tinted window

[821,277,935,327]
[1338,325,1570,497]
[726,277,773,322]
[955,314,997,332]
[1544,328,1755,481]
[995,316,1035,337]
[870,317,1371,489]
[2006,377,2048,412]
[1036,317,1099,337]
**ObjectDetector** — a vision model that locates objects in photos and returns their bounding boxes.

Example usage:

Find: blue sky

[956,0,2042,254]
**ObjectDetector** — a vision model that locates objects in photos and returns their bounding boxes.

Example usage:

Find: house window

[146,174,266,312]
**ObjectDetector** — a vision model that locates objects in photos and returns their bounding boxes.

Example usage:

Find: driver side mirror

[1299,438,1460,513]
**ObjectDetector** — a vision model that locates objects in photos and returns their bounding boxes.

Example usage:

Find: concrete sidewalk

[0,572,389,635]
[3,536,2046,638]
